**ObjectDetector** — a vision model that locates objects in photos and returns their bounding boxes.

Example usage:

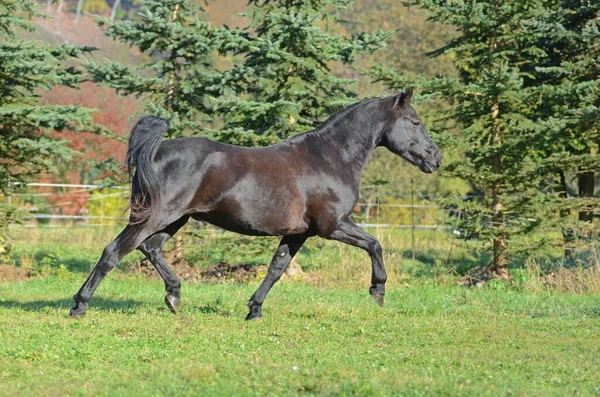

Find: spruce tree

[370,0,557,278]
[208,0,391,146]
[526,1,600,259]
[0,0,100,256]
[85,0,219,137]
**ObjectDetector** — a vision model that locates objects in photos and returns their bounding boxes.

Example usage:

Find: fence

[3,182,450,231]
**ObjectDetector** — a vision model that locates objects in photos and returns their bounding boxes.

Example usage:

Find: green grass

[9,225,492,278]
[2,226,599,395]
[1,276,599,396]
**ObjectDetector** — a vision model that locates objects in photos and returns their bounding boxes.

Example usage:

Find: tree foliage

[0,1,103,188]
[525,0,600,256]
[370,0,600,276]
[0,0,104,253]
[85,0,219,136]
[206,0,392,146]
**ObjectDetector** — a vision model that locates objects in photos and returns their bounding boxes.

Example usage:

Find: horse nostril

[434,150,443,167]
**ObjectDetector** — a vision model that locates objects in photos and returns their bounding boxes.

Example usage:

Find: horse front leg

[327,217,386,306]
[246,234,308,320]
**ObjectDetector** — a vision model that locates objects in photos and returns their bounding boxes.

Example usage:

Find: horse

[70,87,442,320]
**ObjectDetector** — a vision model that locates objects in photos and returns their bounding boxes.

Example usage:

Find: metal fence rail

[4,182,449,230]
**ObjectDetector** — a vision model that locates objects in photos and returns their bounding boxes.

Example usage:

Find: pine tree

[207,0,391,146]
[0,0,101,256]
[526,1,600,260]
[370,0,560,278]
[85,0,219,137]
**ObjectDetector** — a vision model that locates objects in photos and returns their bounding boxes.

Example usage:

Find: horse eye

[412,120,421,127]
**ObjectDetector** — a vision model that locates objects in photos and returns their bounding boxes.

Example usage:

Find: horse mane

[289,97,381,141]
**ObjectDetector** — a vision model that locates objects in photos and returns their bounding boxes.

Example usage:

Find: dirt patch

[128,252,317,284]
[200,262,268,283]
[128,257,268,284]
[457,265,497,287]
[0,264,34,282]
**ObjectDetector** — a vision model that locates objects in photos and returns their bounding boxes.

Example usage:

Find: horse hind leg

[138,216,189,314]
[70,222,156,317]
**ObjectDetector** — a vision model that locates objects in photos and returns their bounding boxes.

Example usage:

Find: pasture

[1,227,599,395]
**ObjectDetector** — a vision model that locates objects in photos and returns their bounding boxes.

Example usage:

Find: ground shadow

[192,303,234,317]
[0,297,144,313]
[386,246,493,278]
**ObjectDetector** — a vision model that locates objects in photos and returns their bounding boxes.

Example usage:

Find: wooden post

[100,195,104,226]
[411,178,415,261]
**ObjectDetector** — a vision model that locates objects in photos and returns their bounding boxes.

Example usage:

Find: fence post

[7,178,11,207]
[411,178,415,261]
[100,195,104,226]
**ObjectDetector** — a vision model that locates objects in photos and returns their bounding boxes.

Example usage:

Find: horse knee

[275,245,289,258]
[368,240,382,257]
[98,245,119,276]
[272,245,290,262]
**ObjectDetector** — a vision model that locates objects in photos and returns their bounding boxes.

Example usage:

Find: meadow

[1,226,599,396]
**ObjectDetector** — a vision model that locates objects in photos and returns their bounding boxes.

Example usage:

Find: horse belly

[195,197,308,236]
[188,155,310,236]
[190,171,309,236]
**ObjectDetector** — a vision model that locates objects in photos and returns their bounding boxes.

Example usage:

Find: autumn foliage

[38,82,138,216]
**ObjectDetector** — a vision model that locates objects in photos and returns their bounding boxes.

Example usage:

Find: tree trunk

[168,4,183,264]
[46,0,52,13]
[490,100,509,279]
[74,0,84,24]
[487,8,509,280]
[174,234,183,264]
[110,0,121,22]
[559,170,575,264]
[578,171,594,223]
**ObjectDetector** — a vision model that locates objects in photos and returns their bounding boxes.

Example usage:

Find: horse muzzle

[419,149,442,173]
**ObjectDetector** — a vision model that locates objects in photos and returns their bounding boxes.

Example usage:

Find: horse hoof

[69,307,86,317]
[69,300,87,317]
[245,312,263,321]
[370,291,385,307]
[165,295,179,314]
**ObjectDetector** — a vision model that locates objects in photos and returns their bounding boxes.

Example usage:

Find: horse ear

[405,86,414,102]
[392,86,414,109]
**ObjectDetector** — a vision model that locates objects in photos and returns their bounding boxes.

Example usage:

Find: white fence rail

[4,182,448,230]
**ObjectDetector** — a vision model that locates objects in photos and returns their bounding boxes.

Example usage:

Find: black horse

[70,87,442,320]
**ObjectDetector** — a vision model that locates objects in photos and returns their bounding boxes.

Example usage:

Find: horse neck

[315,100,387,174]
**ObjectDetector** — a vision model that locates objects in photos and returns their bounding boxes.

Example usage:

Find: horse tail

[125,115,169,225]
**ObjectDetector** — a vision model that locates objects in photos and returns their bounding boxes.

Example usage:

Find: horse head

[380,87,442,173]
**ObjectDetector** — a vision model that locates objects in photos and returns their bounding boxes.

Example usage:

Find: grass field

[1,277,600,396]
[1,226,599,395]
